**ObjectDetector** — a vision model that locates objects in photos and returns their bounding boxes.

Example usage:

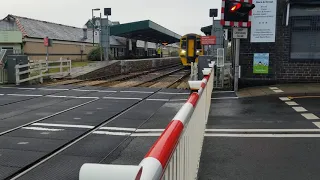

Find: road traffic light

[224,0,255,22]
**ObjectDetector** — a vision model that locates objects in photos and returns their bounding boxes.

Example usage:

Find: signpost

[232,27,248,91]
[44,37,52,63]
[201,36,216,45]
[233,27,248,39]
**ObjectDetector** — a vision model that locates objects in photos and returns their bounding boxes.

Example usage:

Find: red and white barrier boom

[79,62,215,180]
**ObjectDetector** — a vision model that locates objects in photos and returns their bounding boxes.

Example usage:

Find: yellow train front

[179,34,203,67]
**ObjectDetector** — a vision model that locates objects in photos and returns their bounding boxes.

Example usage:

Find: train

[179,33,204,67]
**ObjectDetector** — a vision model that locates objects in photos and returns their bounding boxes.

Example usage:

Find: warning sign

[233,28,248,39]
[201,36,216,45]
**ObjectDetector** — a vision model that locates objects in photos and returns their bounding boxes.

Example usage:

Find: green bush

[87,46,113,61]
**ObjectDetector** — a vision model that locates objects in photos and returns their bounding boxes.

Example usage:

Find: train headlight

[181,50,186,54]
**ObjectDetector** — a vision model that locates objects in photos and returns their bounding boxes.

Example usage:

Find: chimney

[83,25,88,39]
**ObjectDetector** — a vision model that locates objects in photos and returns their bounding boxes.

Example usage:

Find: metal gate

[214,48,232,89]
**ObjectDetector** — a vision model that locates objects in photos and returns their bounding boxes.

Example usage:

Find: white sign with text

[233,28,248,39]
[250,0,277,42]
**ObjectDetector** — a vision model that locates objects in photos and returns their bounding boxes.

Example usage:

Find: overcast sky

[0,0,222,36]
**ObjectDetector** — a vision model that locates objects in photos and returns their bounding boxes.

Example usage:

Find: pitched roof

[1,14,126,46]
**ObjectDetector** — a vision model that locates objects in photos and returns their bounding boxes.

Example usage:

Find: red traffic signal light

[230,2,241,12]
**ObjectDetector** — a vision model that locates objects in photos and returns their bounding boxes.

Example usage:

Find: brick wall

[239,0,320,87]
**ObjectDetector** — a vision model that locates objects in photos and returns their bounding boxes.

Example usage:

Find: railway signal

[224,0,255,22]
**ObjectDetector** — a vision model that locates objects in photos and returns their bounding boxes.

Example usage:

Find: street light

[92,8,100,46]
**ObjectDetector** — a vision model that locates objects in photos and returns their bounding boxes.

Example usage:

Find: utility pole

[210,9,218,56]
[92,8,100,46]
[100,12,103,61]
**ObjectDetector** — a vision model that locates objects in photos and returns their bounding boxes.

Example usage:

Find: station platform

[0,84,190,180]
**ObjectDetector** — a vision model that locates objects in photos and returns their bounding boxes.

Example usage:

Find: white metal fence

[15,59,71,85]
[0,69,7,84]
[79,62,215,180]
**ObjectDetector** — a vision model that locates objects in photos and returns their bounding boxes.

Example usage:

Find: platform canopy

[110,20,181,44]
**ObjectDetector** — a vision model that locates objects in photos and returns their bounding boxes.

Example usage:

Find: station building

[235,0,319,86]
[202,0,320,86]
[0,14,180,61]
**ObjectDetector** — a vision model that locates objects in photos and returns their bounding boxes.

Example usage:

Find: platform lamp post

[92,8,100,46]
[209,9,218,55]
[104,8,111,61]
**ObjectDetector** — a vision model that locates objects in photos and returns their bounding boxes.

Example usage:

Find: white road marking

[131,133,162,137]
[0,94,4,96]
[73,117,81,120]
[100,127,136,132]
[22,127,64,131]
[98,90,117,93]
[212,97,239,100]
[72,89,96,92]
[279,97,290,101]
[205,129,320,132]
[292,107,308,112]
[103,97,142,100]
[274,89,284,93]
[38,88,69,91]
[301,113,320,120]
[120,91,154,94]
[17,142,29,145]
[157,92,190,95]
[93,131,131,136]
[17,87,36,90]
[204,133,320,137]
[269,87,284,93]
[32,123,94,129]
[286,101,298,106]
[46,95,67,98]
[7,94,43,97]
[212,91,235,93]
[269,87,279,90]
[146,99,169,101]
[135,129,165,132]
[313,122,320,128]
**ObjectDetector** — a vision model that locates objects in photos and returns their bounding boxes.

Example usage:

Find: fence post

[39,63,43,84]
[15,65,20,85]
[60,58,63,75]
[69,60,71,75]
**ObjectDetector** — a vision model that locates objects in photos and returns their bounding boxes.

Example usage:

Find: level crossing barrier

[79,62,216,180]
[15,58,71,85]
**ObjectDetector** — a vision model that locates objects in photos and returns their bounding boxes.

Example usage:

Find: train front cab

[179,34,203,67]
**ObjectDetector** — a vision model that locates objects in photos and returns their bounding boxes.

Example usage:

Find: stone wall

[77,57,180,80]
[239,0,320,88]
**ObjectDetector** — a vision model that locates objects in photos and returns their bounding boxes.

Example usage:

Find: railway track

[46,63,181,86]
[3,90,162,179]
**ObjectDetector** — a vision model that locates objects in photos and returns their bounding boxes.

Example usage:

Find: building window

[290,5,320,60]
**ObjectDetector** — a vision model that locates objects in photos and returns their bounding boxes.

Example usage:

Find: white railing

[15,59,71,85]
[0,69,8,84]
[79,62,215,180]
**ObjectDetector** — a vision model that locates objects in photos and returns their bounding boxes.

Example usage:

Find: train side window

[196,39,202,49]
[181,40,187,49]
